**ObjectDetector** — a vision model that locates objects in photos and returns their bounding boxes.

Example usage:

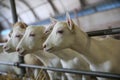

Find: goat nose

[4,39,8,42]
[16,48,20,52]
[3,46,7,49]
[43,44,46,48]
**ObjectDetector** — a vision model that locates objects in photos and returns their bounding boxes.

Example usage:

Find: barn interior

[0,0,120,80]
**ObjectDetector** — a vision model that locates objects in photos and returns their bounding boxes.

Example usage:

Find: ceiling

[0,0,106,29]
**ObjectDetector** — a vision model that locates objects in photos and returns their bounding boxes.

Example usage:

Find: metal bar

[18,55,26,76]
[0,43,5,46]
[0,72,7,75]
[10,0,18,23]
[87,27,120,36]
[0,61,120,79]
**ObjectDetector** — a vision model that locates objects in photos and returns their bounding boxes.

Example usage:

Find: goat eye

[29,34,35,37]
[16,35,21,37]
[45,31,49,33]
[9,33,11,37]
[57,30,64,34]
[45,30,51,34]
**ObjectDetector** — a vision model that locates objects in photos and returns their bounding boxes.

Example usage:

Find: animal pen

[0,0,120,80]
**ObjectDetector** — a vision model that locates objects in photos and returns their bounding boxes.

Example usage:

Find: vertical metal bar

[10,0,18,23]
[9,0,26,76]
[18,55,26,76]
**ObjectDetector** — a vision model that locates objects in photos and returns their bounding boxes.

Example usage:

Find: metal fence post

[10,0,18,23]
[18,55,26,76]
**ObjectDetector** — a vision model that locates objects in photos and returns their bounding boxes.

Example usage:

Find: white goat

[16,26,62,80]
[3,22,27,52]
[43,13,120,80]
[45,18,98,80]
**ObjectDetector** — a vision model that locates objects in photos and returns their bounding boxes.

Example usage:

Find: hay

[35,69,49,80]
[0,69,50,80]
[0,74,21,80]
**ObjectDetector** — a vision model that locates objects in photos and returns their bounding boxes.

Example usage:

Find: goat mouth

[4,48,14,53]
[19,50,26,56]
[45,47,54,52]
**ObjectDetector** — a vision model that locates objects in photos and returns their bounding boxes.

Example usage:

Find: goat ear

[44,17,58,33]
[66,12,74,31]
[20,22,28,29]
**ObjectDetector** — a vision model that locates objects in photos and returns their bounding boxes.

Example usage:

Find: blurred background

[0,0,120,42]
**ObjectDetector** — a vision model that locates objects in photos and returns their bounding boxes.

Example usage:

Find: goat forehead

[12,29,24,35]
[28,28,44,35]
[14,25,24,30]
[54,22,68,31]
[13,27,25,33]
[55,22,66,27]
[27,26,45,32]
[25,28,35,35]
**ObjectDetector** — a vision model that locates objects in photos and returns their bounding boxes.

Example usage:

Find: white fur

[43,14,120,80]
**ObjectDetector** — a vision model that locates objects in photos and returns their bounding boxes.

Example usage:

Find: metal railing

[0,43,5,46]
[0,61,120,79]
[87,27,120,36]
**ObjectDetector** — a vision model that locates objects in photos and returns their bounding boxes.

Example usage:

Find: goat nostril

[43,45,46,48]
[3,46,7,49]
